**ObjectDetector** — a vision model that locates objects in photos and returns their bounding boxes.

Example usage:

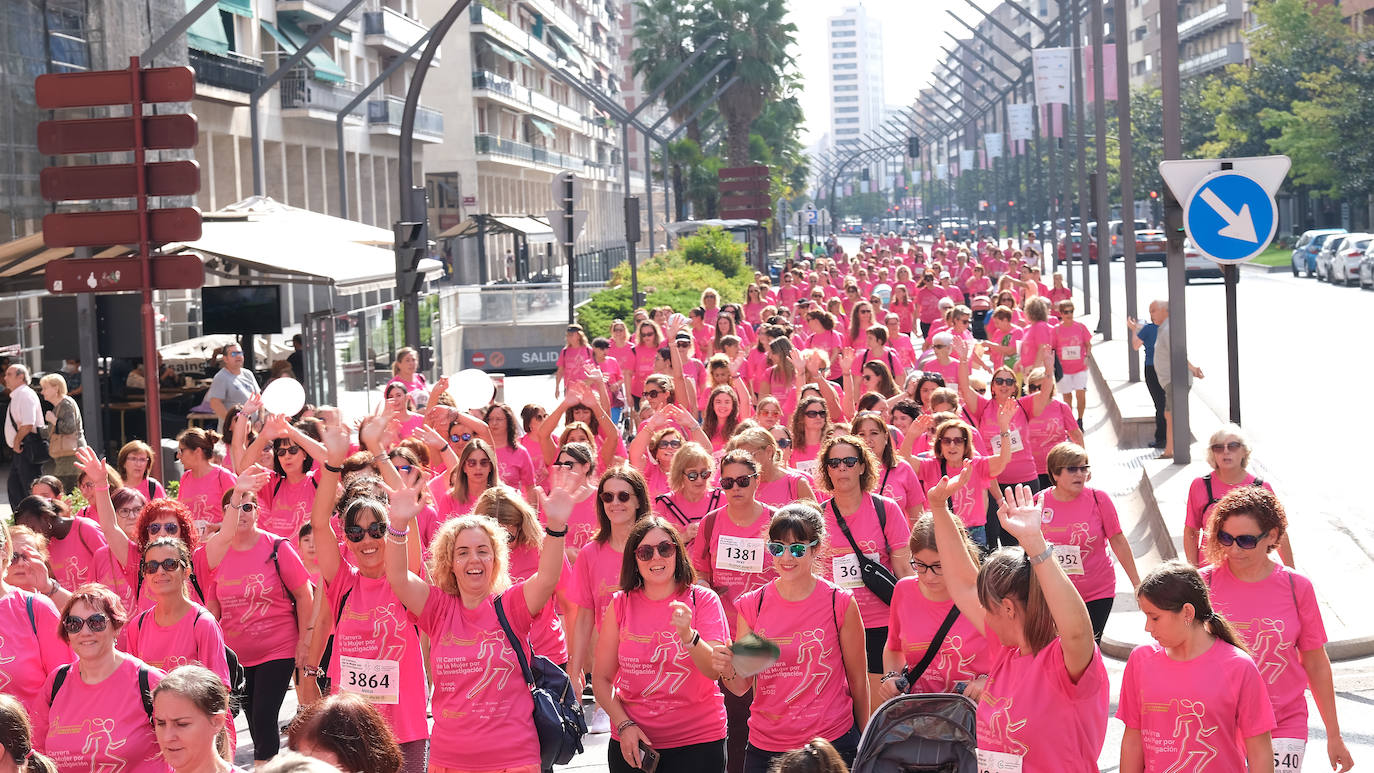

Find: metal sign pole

[1160,0,1190,464]
[1224,263,1240,424]
[564,174,576,326]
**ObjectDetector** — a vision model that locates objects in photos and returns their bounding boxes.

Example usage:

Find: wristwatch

[45,578,61,597]
[1028,543,1054,566]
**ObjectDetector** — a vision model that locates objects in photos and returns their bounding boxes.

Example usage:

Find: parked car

[1184,239,1227,283]
[1359,248,1374,290]
[1108,219,1152,259]
[1291,227,1346,277]
[940,219,972,241]
[1055,232,1098,264]
[1332,233,1374,285]
[1316,234,1355,282]
[1132,229,1168,263]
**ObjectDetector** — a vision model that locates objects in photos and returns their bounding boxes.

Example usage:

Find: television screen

[201,285,283,335]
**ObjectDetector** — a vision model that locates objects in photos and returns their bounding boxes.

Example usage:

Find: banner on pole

[1040,104,1064,138]
[959,149,975,171]
[984,133,1003,160]
[1033,47,1073,104]
[1083,43,1118,102]
[1008,103,1035,141]
[844,184,852,196]
[935,164,947,181]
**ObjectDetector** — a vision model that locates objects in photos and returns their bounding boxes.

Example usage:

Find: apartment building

[828,2,885,191]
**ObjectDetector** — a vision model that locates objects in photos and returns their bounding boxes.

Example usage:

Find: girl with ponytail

[0,694,58,773]
[1117,560,1276,772]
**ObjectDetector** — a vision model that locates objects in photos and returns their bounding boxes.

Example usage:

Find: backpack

[135,606,246,716]
[1202,474,1265,513]
[655,490,720,529]
[50,662,154,725]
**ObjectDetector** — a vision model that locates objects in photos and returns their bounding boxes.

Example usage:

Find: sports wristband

[616,719,637,734]
[1027,543,1054,566]
[323,462,343,473]
[689,630,701,647]
[544,525,568,538]
[386,525,410,538]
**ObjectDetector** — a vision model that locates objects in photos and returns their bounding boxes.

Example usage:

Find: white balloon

[260,378,306,417]
[448,368,495,410]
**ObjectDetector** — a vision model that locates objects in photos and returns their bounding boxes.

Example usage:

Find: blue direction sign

[1182,171,1277,264]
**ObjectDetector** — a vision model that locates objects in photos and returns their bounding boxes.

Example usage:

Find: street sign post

[546,171,585,325]
[1160,155,1291,425]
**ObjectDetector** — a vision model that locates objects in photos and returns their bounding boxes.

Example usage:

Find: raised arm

[986,400,1016,478]
[536,395,573,467]
[74,447,129,562]
[954,349,982,410]
[311,424,350,584]
[927,467,986,634]
[666,405,710,449]
[204,467,271,569]
[522,467,582,616]
[380,476,432,617]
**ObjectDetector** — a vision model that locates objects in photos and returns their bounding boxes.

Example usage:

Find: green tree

[630,0,702,138]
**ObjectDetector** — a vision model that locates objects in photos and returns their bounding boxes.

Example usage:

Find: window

[833,52,856,60]
[833,40,855,48]
[834,73,856,80]
[836,118,860,125]
[832,29,855,37]
[831,18,854,26]
[836,106,858,114]
[837,127,860,135]
[834,62,856,70]
[834,95,858,102]
[834,84,858,92]
[1133,25,1146,41]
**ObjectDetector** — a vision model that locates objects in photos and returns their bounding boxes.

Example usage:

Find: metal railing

[474,133,587,172]
[362,7,431,53]
[1179,41,1244,78]
[1178,0,1241,42]
[281,72,365,114]
[472,70,588,126]
[278,0,357,14]
[189,49,264,93]
[368,95,444,136]
[443,281,608,327]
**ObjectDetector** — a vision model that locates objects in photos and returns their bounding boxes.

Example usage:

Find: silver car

[1316,234,1352,282]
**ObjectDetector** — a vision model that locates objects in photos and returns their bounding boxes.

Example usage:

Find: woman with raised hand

[125,537,231,687]
[1023,368,1083,489]
[915,413,1013,549]
[239,415,327,539]
[594,517,729,773]
[432,438,500,522]
[652,442,719,546]
[152,665,243,773]
[175,426,238,537]
[307,421,429,773]
[1118,561,1276,773]
[955,349,1051,511]
[382,459,574,773]
[723,427,815,509]
[483,403,537,501]
[712,504,868,772]
[628,424,687,500]
[203,466,314,765]
[10,493,106,597]
[1198,487,1353,773]
[0,525,71,719]
[927,470,1109,772]
[86,481,148,625]
[850,412,926,524]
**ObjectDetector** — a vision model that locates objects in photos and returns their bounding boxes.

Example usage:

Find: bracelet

[616,719,637,735]
[879,670,901,683]
[386,524,410,538]
[45,578,61,597]
[1028,543,1054,566]
[386,534,408,545]
[689,630,701,647]
[544,525,568,538]
[323,462,343,473]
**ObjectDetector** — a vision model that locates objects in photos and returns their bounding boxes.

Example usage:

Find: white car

[1330,233,1373,285]
[1316,234,1353,282]
[1184,239,1227,283]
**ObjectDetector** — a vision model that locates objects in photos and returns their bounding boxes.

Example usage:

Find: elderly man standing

[1131,300,1203,458]
[6,364,44,503]
[208,341,260,431]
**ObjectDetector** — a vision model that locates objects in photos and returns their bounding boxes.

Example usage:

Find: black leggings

[985,477,1043,550]
[723,684,753,773]
[1086,597,1114,643]
[242,657,295,761]
[609,737,726,773]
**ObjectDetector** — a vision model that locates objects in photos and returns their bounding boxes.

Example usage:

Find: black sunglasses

[553,460,576,469]
[804,410,827,419]
[1216,530,1267,550]
[684,470,709,481]
[147,522,180,536]
[1062,465,1090,475]
[449,432,475,443]
[659,439,682,449]
[142,558,184,575]
[634,541,676,561]
[225,502,257,513]
[276,445,302,456]
[776,437,792,449]
[345,522,388,542]
[644,389,664,399]
[63,613,109,634]
[720,473,757,490]
[825,456,861,469]
[992,377,1017,387]
[1027,383,1042,392]
[600,491,634,503]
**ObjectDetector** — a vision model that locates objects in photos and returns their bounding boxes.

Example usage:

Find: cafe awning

[438,214,555,245]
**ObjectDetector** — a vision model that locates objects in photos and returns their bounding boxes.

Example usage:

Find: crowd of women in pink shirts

[0,233,1353,773]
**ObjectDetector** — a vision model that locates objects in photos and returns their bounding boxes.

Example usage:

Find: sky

[784,0,1007,148]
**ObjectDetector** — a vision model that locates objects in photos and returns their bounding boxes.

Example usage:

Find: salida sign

[466,346,560,372]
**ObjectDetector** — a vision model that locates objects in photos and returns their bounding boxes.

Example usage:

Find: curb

[1239,261,1289,274]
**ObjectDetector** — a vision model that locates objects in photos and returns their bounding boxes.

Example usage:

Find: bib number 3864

[339,656,401,704]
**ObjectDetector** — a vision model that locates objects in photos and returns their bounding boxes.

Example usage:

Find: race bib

[1054,544,1084,575]
[976,748,1023,773]
[1062,345,1082,360]
[1272,738,1305,773]
[990,429,1025,455]
[194,520,209,537]
[832,552,879,589]
[715,535,765,573]
[795,458,819,477]
[338,656,401,704]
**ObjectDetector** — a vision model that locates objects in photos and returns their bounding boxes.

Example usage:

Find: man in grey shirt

[208,342,260,431]
[1151,300,1204,458]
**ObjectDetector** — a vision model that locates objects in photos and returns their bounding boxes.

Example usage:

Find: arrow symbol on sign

[1199,188,1258,243]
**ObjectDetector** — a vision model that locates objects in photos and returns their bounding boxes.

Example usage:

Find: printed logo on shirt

[1147,698,1219,771]
[979,692,1029,756]
[777,627,836,703]
[58,553,91,587]
[459,630,518,698]
[47,716,130,771]
[1234,617,1291,685]
[931,634,978,683]
[0,635,14,692]
[240,573,274,623]
[642,630,692,696]
[341,600,409,662]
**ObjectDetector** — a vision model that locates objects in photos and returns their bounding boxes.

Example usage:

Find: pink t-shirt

[754,469,813,509]
[47,515,107,590]
[917,456,992,529]
[569,540,623,627]
[609,585,729,749]
[178,464,238,532]
[1027,400,1078,475]
[494,443,536,492]
[817,494,912,627]
[919,357,960,388]
[325,565,428,744]
[916,286,946,324]
[643,464,670,501]
[976,638,1109,771]
[1117,640,1276,770]
[519,433,547,486]
[886,576,992,693]
[1048,286,1071,304]
[1201,562,1326,739]
[1038,487,1124,603]
[1184,474,1274,564]
[878,460,927,517]
[653,489,722,537]
[790,442,821,480]
[608,342,636,376]
[558,345,595,380]
[92,543,139,637]
[1017,321,1056,372]
[631,345,659,397]
[508,544,572,664]
[33,656,165,771]
[210,531,310,666]
[738,581,857,752]
[1052,321,1092,375]
[258,471,318,539]
[0,589,71,718]
[689,506,777,635]
[126,603,232,686]
[420,581,539,770]
[967,394,1038,482]
[540,488,598,551]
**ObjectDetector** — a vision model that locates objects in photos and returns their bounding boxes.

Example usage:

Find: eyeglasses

[720,473,757,490]
[1210,441,1243,454]
[644,389,664,399]
[116,507,141,519]
[1062,465,1090,475]
[62,613,109,634]
[394,463,414,474]
[940,436,966,447]
[766,539,818,558]
[1216,530,1267,550]
[804,410,827,419]
[552,460,576,469]
[600,490,634,503]
[910,559,943,575]
[345,522,388,542]
[142,558,184,575]
[147,522,180,535]
[639,333,654,339]
[276,445,302,456]
[825,456,861,469]
[465,458,491,469]
[992,377,1017,387]
[683,470,710,482]
[227,351,244,358]
[449,431,474,443]
[225,502,257,513]
[932,344,949,350]
[659,439,682,449]
[634,541,676,561]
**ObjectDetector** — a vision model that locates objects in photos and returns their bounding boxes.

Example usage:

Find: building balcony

[368,95,444,143]
[1180,40,1244,78]
[472,69,590,131]
[1178,0,1243,43]
[189,49,264,104]
[474,133,587,173]
[469,3,560,64]
[363,7,438,62]
[276,0,360,32]
[280,72,365,119]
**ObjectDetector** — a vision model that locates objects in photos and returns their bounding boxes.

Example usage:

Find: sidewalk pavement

[1072,298,1374,662]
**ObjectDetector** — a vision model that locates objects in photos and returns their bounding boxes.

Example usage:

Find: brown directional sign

[42,207,202,248]
[35,66,195,109]
[45,253,204,294]
[38,114,198,155]
[41,160,200,201]
[718,165,769,179]
[725,208,774,221]
[720,193,772,211]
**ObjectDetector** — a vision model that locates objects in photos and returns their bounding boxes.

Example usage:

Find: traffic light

[394,221,427,297]
[1007,200,1016,208]
[908,137,920,158]
[1150,190,1159,199]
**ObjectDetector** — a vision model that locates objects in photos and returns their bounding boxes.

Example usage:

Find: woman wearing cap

[556,324,595,399]
[1182,424,1290,568]
[712,504,869,772]
[1197,488,1352,773]
[927,471,1109,772]
[595,517,729,773]
[0,525,71,719]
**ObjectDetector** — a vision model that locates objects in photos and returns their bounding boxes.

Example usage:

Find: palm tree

[630,0,704,139]
[693,0,797,166]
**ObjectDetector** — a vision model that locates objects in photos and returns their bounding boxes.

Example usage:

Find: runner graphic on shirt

[58,554,90,587]
[1165,698,1219,773]
[81,717,128,773]
[240,573,272,622]
[784,627,834,702]
[465,630,517,698]
[372,601,408,663]
[1243,617,1291,684]
[643,630,691,696]
[1066,521,1096,553]
[0,636,13,692]
[981,693,1029,755]
[931,634,978,683]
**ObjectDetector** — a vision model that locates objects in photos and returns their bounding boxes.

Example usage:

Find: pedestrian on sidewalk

[1125,303,1166,448]
[5,364,44,505]
[1139,300,1203,459]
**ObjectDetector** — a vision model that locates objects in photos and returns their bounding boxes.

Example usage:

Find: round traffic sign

[471,351,486,367]
[1183,171,1277,264]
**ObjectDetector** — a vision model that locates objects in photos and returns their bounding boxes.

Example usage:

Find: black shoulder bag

[494,593,587,769]
[899,606,960,691]
[829,496,898,605]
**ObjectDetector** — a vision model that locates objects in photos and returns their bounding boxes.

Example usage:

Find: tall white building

[827,5,884,155]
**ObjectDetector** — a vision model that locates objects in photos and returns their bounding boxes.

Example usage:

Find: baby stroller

[850,693,978,773]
